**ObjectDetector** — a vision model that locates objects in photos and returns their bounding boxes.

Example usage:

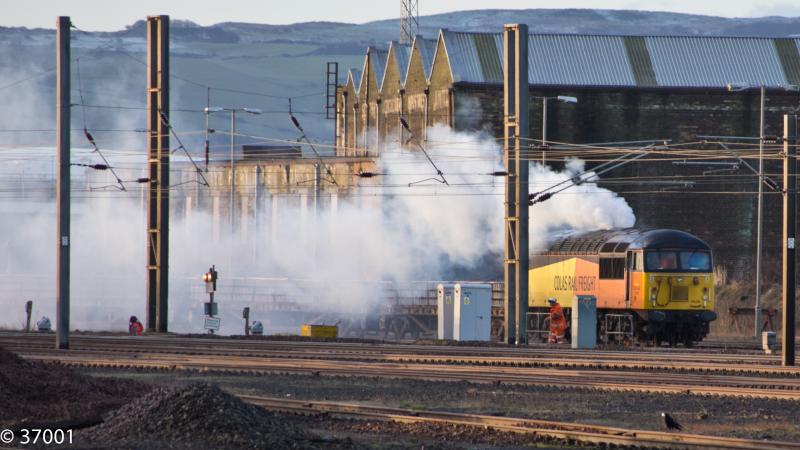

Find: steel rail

[240,395,800,450]
[0,332,771,357]
[0,332,783,363]
[11,343,799,377]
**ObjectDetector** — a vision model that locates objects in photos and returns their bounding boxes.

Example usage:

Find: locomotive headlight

[693,276,700,285]
[677,277,684,283]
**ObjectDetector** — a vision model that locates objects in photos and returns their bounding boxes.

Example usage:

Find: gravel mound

[0,346,141,425]
[83,383,315,449]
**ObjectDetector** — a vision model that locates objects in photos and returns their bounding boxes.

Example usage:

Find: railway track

[1,333,797,377]
[5,332,800,447]
[12,346,800,400]
[241,395,800,450]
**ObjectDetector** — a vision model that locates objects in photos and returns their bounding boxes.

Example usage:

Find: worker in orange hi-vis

[128,316,143,336]
[547,298,567,343]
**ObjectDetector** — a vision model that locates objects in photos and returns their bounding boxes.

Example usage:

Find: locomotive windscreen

[645,250,711,272]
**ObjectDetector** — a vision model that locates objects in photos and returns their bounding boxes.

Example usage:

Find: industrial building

[335,30,800,280]
[171,154,376,244]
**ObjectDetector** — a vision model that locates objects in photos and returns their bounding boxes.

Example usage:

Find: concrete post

[25,300,33,333]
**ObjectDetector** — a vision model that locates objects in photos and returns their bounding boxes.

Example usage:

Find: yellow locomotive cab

[529,228,716,346]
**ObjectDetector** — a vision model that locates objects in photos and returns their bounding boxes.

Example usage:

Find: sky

[4,0,800,31]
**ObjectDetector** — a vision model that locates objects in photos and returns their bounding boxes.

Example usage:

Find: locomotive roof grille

[614,242,631,252]
[541,228,710,255]
[600,242,617,253]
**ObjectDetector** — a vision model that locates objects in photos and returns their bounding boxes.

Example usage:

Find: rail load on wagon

[528,228,716,346]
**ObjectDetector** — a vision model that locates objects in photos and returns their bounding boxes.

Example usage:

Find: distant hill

[73,9,800,55]
[369,9,800,37]
[0,8,798,151]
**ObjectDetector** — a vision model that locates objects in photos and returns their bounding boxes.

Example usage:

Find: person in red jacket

[547,298,567,343]
[129,316,143,336]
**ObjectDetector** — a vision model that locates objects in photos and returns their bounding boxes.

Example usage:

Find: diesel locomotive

[528,228,717,345]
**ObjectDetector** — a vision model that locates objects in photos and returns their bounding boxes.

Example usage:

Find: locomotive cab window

[645,250,711,272]
[628,251,644,272]
[646,251,678,271]
[599,257,625,279]
[680,250,711,271]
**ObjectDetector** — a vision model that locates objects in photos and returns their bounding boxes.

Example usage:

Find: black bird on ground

[662,412,683,431]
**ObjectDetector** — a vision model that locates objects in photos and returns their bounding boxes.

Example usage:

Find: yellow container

[300,324,338,338]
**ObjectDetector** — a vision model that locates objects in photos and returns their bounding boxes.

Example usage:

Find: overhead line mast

[56,16,71,350]
[400,0,419,44]
[146,15,170,333]
[503,24,529,346]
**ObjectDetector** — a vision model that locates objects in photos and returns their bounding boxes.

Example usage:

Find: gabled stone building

[335,29,800,279]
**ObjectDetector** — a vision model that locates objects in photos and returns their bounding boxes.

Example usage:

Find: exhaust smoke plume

[1,124,634,334]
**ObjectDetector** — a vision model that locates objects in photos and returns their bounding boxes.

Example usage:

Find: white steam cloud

[0,125,634,335]
[529,157,636,249]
